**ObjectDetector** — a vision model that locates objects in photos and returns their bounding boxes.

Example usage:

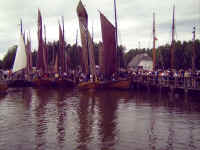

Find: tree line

[0,39,199,71]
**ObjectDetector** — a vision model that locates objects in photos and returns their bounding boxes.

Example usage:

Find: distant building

[128,53,153,70]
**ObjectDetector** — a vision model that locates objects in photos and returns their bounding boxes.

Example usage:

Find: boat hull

[78,81,98,90]
[0,81,8,94]
[32,79,54,87]
[108,78,131,89]
[8,80,32,87]
[78,78,131,90]
[53,79,75,87]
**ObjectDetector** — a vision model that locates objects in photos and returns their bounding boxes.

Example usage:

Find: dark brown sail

[36,9,47,74]
[100,12,117,79]
[77,0,89,74]
[58,22,65,74]
[43,25,48,73]
[25,35,32,75]
[170,5,175,69]
[77,0,96,78]
[98,42,105,74]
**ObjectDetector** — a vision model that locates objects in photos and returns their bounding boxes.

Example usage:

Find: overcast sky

[0,0,199,59]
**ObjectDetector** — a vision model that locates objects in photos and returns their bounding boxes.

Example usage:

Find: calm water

[0,87,200,150]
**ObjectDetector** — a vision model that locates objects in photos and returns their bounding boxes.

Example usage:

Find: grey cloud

[0,0,199,55]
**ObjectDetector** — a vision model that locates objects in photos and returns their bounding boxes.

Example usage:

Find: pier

[131,74,200,95]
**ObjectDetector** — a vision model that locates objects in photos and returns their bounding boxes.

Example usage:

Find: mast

[100,12,117,79]
[28,33,32,73]
[58,21,63,74]
[171,5,175,69]
[92,23,94,42]
[86,25,90,77]
[20,19,23,34]
[153,12,156,71]
[114,0,119,69]
[77,1,89,74]
[44,24,48,73]
[26,33,30,75]
[77,1,97,79]
[62,16,66,73]
[20,19,26,41]
[76,29,78,47]
[13,29,27,73]
[192,26,196,72]
[37,9,45,73]
[62,16,64,42]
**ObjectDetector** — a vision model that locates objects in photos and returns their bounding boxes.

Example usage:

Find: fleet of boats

[0,0,132,93]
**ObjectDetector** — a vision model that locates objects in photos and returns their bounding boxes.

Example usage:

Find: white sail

[12,33,27,73]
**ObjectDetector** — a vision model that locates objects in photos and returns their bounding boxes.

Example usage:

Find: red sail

[25,35,32,74]
[58,22,65,74]
[29,39,32,73]
[77,0,89,74]
[36,9,47,74]
[77,0,96,77]
[100,12,117,79]
[43,25,48,73]
[98,42,105,74]
[54,53,59,73]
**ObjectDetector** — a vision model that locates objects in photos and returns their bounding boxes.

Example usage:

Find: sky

[0,0,199,59]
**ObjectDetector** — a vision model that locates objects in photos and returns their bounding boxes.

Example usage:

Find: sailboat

[53,19,75,87]
[98,8,131,89]
[77,0,99,90]
[32,9,54,87]
[8,22,32,87]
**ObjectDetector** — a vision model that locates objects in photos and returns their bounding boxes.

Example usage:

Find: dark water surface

[0,87,200,150]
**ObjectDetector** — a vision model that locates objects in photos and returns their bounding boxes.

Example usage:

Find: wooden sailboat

[8,21,32,87]
[77,0,98,90]
[53,17,75,87]
[32,9,54,87]
[99,9,131,89]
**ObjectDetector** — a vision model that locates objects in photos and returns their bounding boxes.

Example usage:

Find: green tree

[2,45,17,70]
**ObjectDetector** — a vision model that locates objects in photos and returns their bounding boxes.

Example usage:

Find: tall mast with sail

[25,33,32,75]
[12,27,27,73]
[36,9,47,74]
[77,1,89,74]
[58,16,66,74]
[43,24,48,73]
[58,21,64,74]
[61,16,67,73]
[114,0,119,69]
[170,5,175,69]
[100,12,117,79]
[192,26,196,72]
[153,12,156,71]
[77,0,97,78]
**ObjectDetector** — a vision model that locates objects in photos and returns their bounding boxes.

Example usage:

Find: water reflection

[56,88,67,150]
[188,120,196,150]
[0,88,200,150]
[166,111,175,150]
[147,106,157,150]
[34,88,50,150]
[97,90,119,150]
[76,90,95,150]
[22,87,32,109]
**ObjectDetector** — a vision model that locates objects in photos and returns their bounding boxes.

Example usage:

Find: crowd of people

[1,67,200,88]
[130,68,200,88]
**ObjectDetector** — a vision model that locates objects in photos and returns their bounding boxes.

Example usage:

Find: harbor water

[0,87,200,150]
